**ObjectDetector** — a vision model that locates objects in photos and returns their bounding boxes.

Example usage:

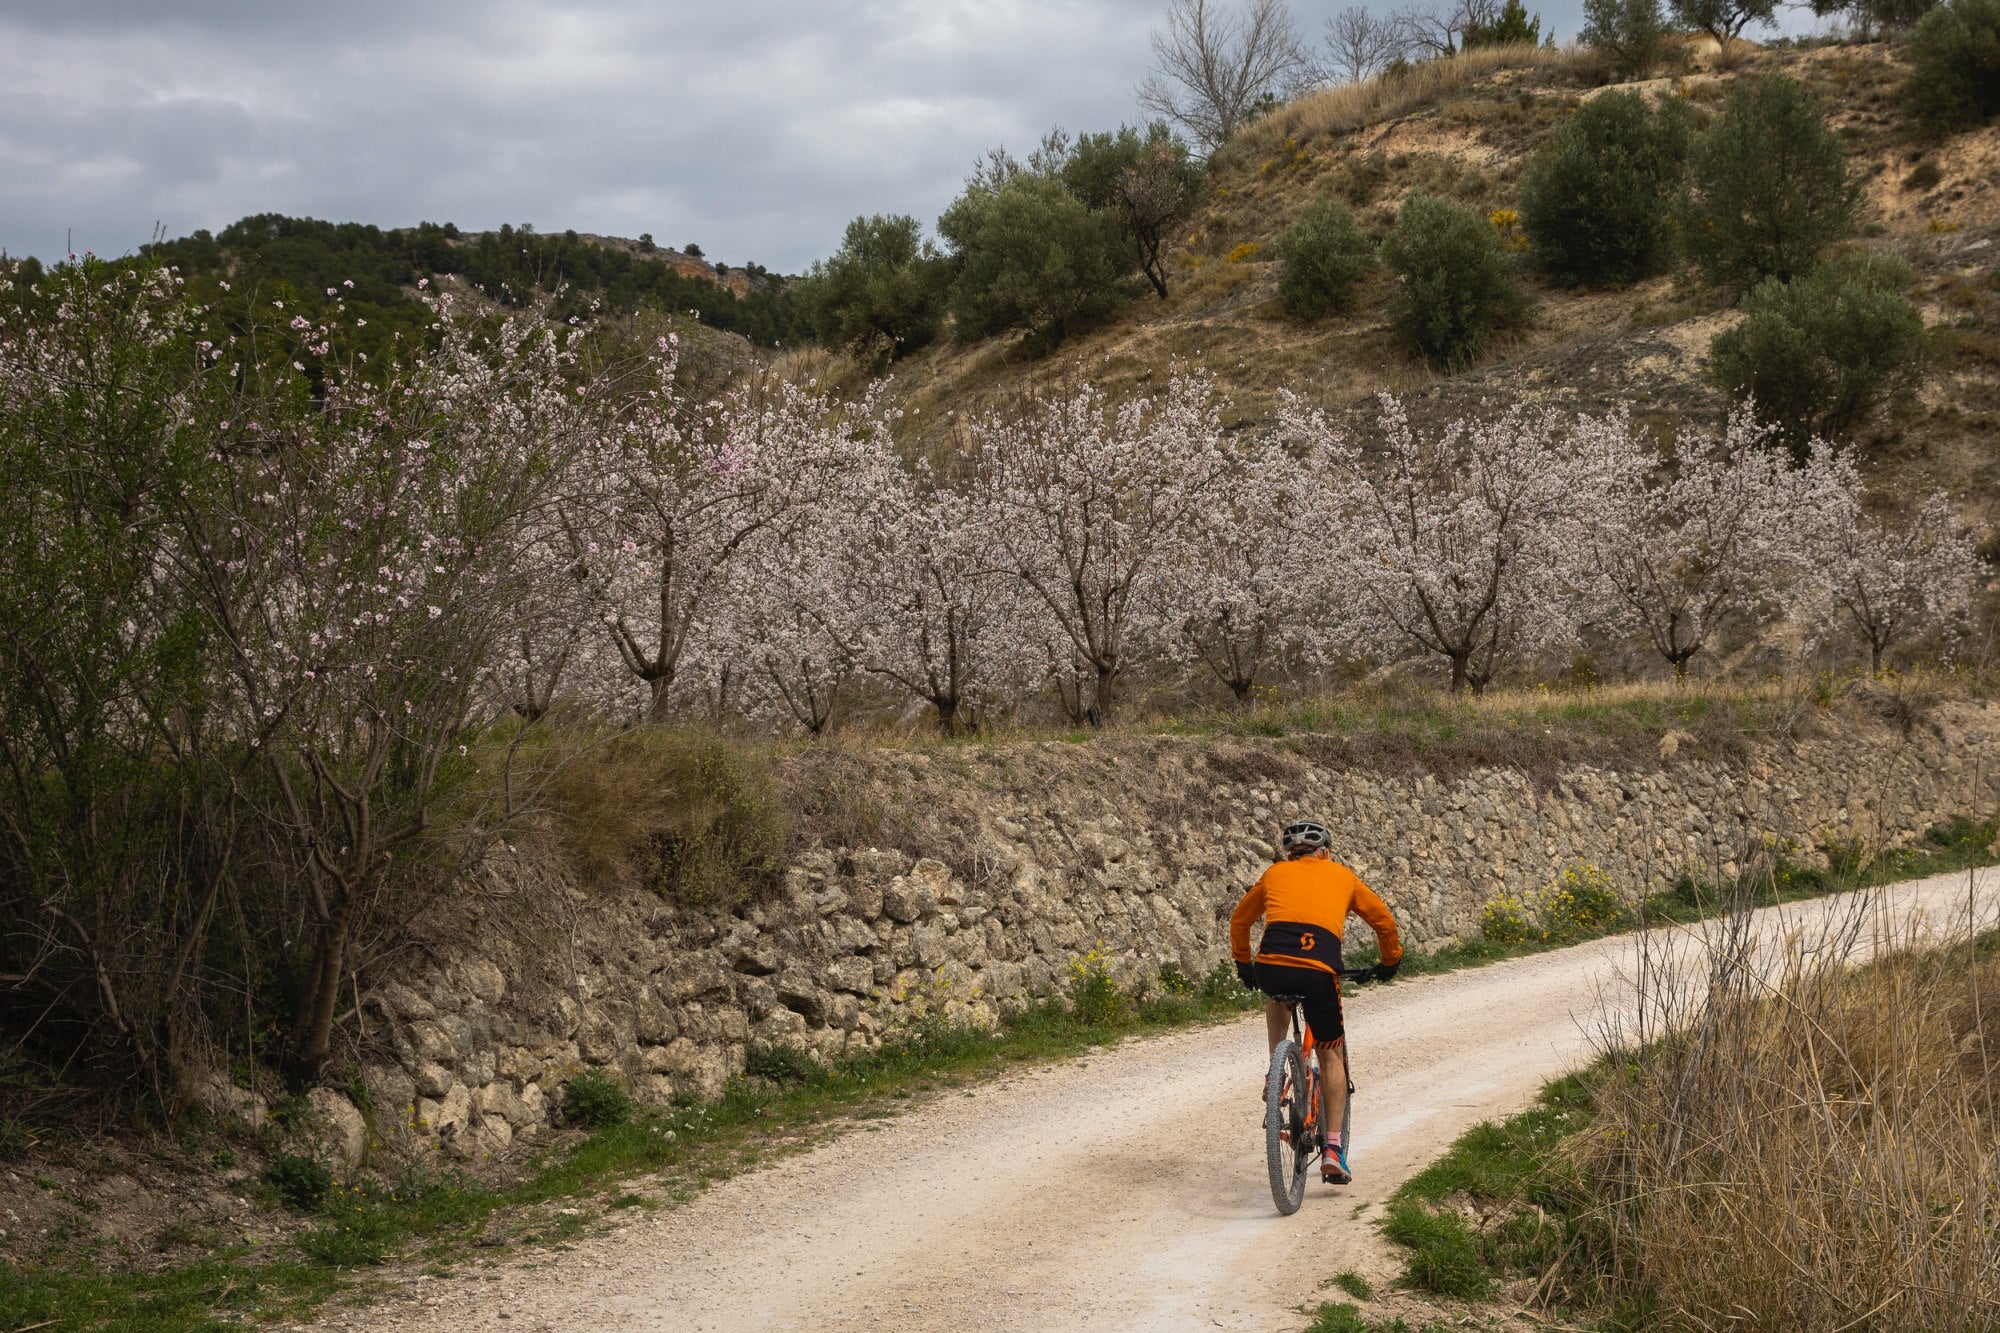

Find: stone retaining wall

[341,700,2000,1165]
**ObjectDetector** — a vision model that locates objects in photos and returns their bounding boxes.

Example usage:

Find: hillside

[823,40,1999,540]
[137,212,802,358]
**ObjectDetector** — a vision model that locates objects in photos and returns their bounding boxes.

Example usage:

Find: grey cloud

[1,0,1835,271]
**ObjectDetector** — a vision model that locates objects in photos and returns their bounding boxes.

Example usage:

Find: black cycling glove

[1372,961,1400,984]
[1235,960,1258,992]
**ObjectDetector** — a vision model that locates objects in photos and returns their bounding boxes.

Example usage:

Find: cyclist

[1231,817,1402,1185]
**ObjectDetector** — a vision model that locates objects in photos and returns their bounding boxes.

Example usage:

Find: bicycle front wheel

[1264,1038,1308,1215]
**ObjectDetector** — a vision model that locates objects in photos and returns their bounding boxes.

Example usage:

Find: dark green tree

[1905,0,2000,133]
[1685,73,1859,290]
[1809,0,1936,38]
[1581,0,1678,79]
[938,174,1129,348]
[1060,123,1203,299]
[1465,0,1544,46]
[1275,198,1375,319]
[1670,0,1778,42]
[1708,253,1933,455]
[1519,90,1695,286]
[794,214,951,363]
[1382,193,1531,369]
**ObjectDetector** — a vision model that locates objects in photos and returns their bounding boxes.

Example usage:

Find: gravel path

[302,866,1999,1332]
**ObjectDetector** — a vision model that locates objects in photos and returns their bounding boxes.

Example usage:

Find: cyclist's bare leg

[1318,1037,1347,1142]
[1264,1000,1290,1053]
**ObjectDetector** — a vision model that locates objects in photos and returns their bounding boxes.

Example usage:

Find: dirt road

[315,867,1998,1332]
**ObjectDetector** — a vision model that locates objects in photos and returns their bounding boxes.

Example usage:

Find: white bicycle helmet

[1280,818,1333,857]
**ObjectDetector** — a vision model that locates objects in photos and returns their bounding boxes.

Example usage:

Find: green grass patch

[1303,1301,1412,1333]
[1327,1269,1374,1300]
[1373,1070,1600,1305]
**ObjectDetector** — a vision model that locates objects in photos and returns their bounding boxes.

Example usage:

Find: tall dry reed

[1567,887,2000,1330]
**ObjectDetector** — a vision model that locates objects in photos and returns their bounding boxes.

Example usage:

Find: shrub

[1539,863,1627,941]
[1481,893,1538,944]
[265,1153,334,1212]
[1581,0,1680,79]
[1481,863,1630,944]
[1905,0,2000,133]
[1275,199,1375,319]
[1201,958,1252,1002]
[1707,252,1932,454]
[1685,73,1858,289]
[1065,943,1129,1026]
[794,214,951,364]
[938,173,1129,349]
[1519,90,1695,287]
[560,1068,633,1130]
[1382,193,1530,369]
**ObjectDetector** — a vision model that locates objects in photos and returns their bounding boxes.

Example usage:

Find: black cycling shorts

[1253,960,1345,1044]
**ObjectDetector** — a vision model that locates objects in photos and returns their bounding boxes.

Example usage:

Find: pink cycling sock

[1326,1132,1342,1150]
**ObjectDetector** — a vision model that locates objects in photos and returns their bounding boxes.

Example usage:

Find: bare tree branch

[1325,5,1408,83]
[1135,0,1313,152]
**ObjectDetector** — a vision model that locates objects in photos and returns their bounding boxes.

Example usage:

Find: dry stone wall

[347,700,2000,1164]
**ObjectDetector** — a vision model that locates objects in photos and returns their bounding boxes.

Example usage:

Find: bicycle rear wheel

[1264,1038,1308,1215]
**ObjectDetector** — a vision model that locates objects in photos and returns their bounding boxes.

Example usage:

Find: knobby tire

[1265,1038,1308,1215]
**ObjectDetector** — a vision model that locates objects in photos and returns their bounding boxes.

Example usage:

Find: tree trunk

[288,893,354,1082]
[1448,652,1472,694]
[1229,678,1254,705]
[645,671,674,723]
[933,696,962,736]
[1090,660,1117,723]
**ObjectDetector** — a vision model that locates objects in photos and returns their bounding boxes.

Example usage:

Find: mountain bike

[1263,966,1376,1216]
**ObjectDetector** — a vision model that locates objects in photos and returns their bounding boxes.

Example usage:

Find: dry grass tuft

[1239,45,1588,154]
[1569,900,2000,1328]
[527,726,790,908]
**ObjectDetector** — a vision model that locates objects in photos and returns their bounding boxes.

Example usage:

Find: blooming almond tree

[710,455,888,736]
[212,294,581,1076]
[1152,430,1360,702]
[852,460,1041,733]
[1790,453,1980,674]
[565,365,882,721]
[1579,408,1815,679]
[1301,396,1609,694]
[974,373,1228,720]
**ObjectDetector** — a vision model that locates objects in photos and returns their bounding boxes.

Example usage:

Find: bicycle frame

[1271,967,1372,1179]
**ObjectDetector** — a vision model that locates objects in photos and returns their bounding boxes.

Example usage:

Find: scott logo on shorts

[1257,920,1342,969]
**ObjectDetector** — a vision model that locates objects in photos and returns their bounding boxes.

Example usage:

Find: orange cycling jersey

[1230,857,1402,976]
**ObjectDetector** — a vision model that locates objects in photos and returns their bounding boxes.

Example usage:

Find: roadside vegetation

[1358,898,2000,1330]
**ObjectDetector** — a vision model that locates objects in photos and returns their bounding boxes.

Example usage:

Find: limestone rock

[305,1088,368,1171]
[459,957,507,1004]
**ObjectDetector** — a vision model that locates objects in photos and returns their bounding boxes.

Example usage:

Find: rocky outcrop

[351,700,2000,1163]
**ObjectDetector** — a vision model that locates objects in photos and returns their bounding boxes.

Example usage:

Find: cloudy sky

[2,0,1825,275]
